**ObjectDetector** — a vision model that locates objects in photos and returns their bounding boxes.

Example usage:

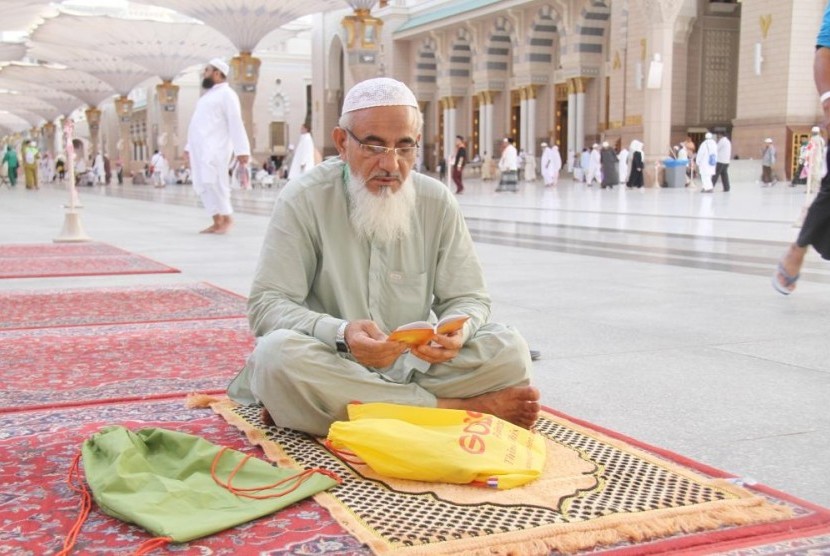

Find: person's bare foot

[439,386,541,429]
[261,407,275,427]
[200,215,222,234]
[775,244,807,293]
[214,215,233,235]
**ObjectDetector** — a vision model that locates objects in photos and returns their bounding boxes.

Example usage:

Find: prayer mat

[0,242,178,279]
[211,400,830,555]
[0,318,253,412]
[0,398,359,555]
[0,282,246,330]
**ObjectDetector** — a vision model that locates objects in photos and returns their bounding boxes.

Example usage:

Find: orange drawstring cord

[211,447,341,500]
[133,536,173,555]
[57,452,92,556]
[323,439,364,465]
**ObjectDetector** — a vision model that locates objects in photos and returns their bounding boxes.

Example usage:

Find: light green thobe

[229,158,531,435]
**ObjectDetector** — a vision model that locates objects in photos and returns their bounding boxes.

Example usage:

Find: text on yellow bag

[326,403,546,489]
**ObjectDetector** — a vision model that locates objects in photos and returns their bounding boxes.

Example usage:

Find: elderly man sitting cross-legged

[228,77,540,437]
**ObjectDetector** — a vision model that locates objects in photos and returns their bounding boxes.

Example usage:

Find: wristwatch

[335,321,350,354]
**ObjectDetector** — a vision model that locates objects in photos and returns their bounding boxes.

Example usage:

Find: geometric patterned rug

[0,242,179,279]
[212,400,830,555]
[0,282,246,330]
[0,318,253,412]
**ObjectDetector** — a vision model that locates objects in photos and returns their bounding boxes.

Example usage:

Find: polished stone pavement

[2,163,828,509]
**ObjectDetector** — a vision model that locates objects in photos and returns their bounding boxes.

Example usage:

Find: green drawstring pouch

[80,426,339,543]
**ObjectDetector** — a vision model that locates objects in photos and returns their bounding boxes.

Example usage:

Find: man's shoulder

[281,157,345,198]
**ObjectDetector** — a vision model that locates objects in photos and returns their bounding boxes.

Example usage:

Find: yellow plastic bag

[327,403,546,489]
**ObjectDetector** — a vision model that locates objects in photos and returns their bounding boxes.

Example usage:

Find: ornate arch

[483,17,513,76]
[568,0,611,57]
[415,38,437,85]
[527,5,564,65]
[448,28,472,79]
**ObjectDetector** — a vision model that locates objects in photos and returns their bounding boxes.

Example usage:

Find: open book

[387,315,470,347]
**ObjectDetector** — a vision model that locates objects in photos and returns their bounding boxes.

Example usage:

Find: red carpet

[2,398,828,555]
[0,282,246,330]
[0,318,253,412]
[0,398,360,555]
[0,242,179,279]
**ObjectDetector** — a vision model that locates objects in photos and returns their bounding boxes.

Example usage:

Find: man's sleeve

[431,199,491,340]
[248,191,330,341]
[819,3,830,49]
[225,91,251,156]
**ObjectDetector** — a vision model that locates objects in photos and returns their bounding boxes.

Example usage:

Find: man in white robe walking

[185,58,250,234]
[288,123,316,180]
[696,132,718,193]
[540,142,561,187]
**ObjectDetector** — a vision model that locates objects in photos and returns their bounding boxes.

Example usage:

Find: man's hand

[346,319,408,369]
[410,330,463,365]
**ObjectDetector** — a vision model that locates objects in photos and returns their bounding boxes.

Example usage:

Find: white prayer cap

[704,132,713,139]
[764,137,773,143]
[812,126,821,133]
[592,143,600,149]
[342,77,418,114]
[541,141,548,147]
[208,57,229,77]
[602,141,609,148]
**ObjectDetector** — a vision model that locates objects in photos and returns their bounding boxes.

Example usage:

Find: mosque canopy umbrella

[0,91,62,123]
[3,108,45,128]
[29,13,235,83]
[0,1,58,33]
[0,111,33,133]
[130,0,343,53]
[0,77,84,118]
[27,41,156,97]
[0,42,27,63]
[0,63,116,109]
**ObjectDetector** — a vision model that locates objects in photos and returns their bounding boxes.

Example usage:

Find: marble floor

[2,165,828,509]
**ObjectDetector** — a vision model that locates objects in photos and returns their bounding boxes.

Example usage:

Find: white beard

[347,171,416,243]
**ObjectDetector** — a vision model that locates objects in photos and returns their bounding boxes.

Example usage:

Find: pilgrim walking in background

[600,142,618,189]
[761,138,777,187]
[2,145,18,187]
[288,123,316,180]
[540,142,561,187]
[22,141,39,190]
[712,133,732,192]
[627,140,644,188]
[617,145,629,185]
[185,57,250,234]
[496,137,519,192]
[150,149,168,188]
[451,135,466,194]
[696,132,718,193]
[585,143,601,186]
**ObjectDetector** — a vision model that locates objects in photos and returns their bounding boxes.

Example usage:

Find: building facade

[310,0,826,182]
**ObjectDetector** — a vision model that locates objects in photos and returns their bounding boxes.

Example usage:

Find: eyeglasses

[344,128,419,159]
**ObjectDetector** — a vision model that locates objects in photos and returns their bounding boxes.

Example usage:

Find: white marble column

[526,87,537,156]
[483,93,494,156]
[635,0,684,184]
[567,80,577,155]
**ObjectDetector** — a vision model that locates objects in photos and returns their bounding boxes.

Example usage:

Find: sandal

[771,262,799,295]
